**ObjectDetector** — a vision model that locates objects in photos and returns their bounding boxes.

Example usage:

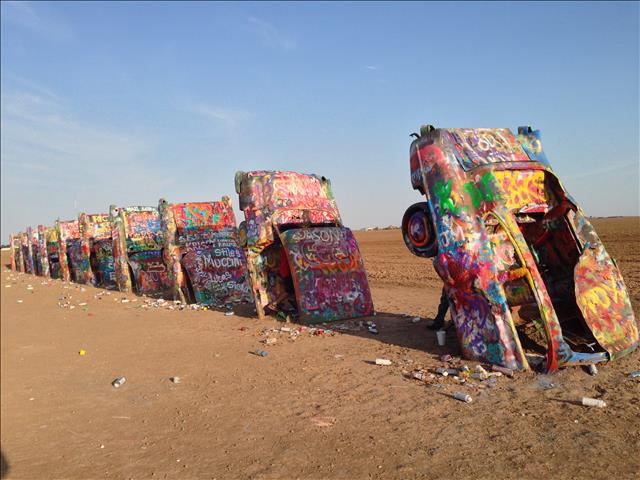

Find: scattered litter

[121,299,130,303]
[440,354,453,362]
[111,377,126,388]
[453,392,473,403]
[411,317,421,324]
[79,349,86,356]
[78,302,87,307]
[263,338,277,345]
[436,330,446,346]
[436,368,458,377]
[537,377,556,391]
[491,365,514,377]
[17,299,23,303]
[587,364,598,376]
[4,285,10,288]
[100,445,105,449]
[629,371,640,378]
[581,397,606,408]
[368,326,379,334]
[310,416,336,428]
[224,311,235,316]
[252,350,268,357]
[375,358,392,366]
[280,327,291,332]
[170,377,181,384]
[411,371,430,381]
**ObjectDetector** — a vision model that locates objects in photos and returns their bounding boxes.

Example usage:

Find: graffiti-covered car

[403,125,638,372]
[19,232,33,273]
[9,233,23,272]
[236,170,374,324]
[36,225,50,277]
[110,205,171,297]
[45,226,61,279]
[160,197,252,308]
[79,213,116,288]
[57,219,81,282]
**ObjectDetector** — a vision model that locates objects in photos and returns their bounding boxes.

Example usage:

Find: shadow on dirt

[1,450,9,479]
[330,311,461,358]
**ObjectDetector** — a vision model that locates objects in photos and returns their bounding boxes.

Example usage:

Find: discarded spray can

[412,371,427,381]
[368,326,379,335]
[375,358,392,366]
[629,371,640,378]
[112,377,126,388]
[581,397,606,408]
[253,350,268,357]
[224,311,235,316]
[587,364,598,376]
[170,377,181,384]
[491,365,514,377]
[436,368,458,376]
[440,354,453,362]
[453,392,472,403]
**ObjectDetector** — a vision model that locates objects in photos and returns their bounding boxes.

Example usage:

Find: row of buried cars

[9,170,375,325]
[8,127,639,373]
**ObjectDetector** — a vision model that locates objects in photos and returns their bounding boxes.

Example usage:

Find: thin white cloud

[365,65,378,71]
[0,82,173,238]
[569,161,638,179]
[1,1,72,41]
[247,16,296,51]
[185,101,253,129]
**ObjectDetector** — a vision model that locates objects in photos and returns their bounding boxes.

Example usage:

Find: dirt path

[1,218,639,479]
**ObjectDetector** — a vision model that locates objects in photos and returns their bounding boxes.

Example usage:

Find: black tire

[401,202,438,258]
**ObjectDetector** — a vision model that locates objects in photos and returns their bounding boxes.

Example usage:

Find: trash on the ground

[436,367,459,376]
[17,299,23,303]
[368,326,379,334]
[629,371,640,378]
[440,354,453,362]
[252,350,268,357]
[375,358,392,366]
[121,299,130,303]
[411,370,430,381]
[79,349,86,356]
[224,311,235,316]
[587,364,599,376]
[112,377,126,388]
[78,302,87,306]
[263,337,277,345]
[581,397,606,408]
[310,416,336,427]
[491,365,514,377]
[411,317,421,323]
[453,392,473,403]
[537,377,556,391]
[280,327,291,332]
[170,376,181,384]
[526,354,546,367]
[436,330,446,346]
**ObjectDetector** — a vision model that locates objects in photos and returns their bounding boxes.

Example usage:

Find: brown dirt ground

[1,217,639,480]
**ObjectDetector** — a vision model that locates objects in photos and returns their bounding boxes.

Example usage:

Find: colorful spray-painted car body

[403,125,638,372]
[236,170,374,324]
[45,227,61,279]
[18,232,32,273]
[110,205,171,297]
[160,197,252,308]
[27,227,42,275]
[9,233,23,272]
[35,225,50,277]
[79,213,116,288]
[57,219,81,282]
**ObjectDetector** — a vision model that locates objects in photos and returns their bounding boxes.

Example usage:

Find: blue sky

[1,1,638,240]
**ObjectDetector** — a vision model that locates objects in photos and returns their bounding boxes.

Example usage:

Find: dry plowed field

[1,218,639,479]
